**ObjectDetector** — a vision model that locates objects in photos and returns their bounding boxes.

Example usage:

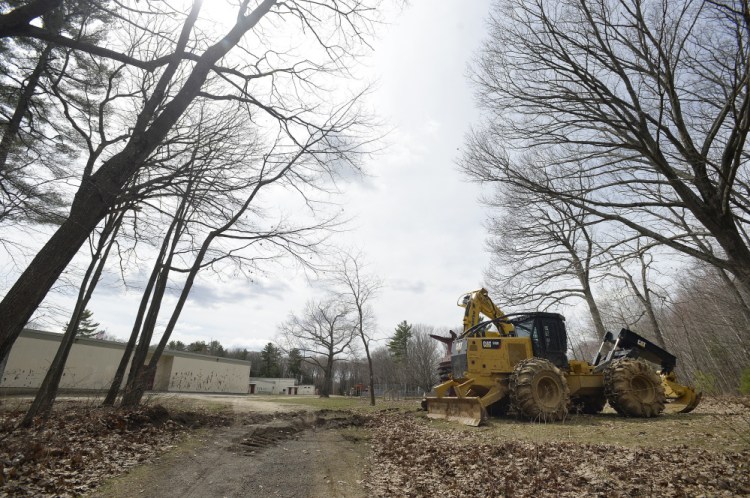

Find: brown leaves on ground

[0,404,230,497]
[364,413,750,498]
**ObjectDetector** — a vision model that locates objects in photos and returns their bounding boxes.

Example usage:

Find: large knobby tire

[437,360,452,383]
[510,358,570,421]
[604,358,665,417]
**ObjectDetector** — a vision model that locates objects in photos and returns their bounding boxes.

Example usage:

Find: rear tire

[510,358,569,421]
[437,360,452,382]
[604,358,665,417]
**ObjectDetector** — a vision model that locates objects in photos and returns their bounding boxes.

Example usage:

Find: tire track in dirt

[94,411,370,498]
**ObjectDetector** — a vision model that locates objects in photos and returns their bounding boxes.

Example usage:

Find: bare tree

[658,261,750,392]
[482,180,608,337]
[463,0,750,302]
[279,299,356,397]
[407,324,441,393]
[120,112,354,407]
[330,250,381,406]
[0,0,381,365]
[598,240,671,348]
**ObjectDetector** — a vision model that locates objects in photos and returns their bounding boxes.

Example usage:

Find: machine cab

[511,313,569,369]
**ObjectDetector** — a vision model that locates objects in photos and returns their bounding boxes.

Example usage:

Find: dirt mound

[233,409,371,455]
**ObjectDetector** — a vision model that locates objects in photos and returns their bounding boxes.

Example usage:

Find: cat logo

[637,339,646,348]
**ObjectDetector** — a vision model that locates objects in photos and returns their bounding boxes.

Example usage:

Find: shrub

[693,370,718,395]
[740,367,750,395]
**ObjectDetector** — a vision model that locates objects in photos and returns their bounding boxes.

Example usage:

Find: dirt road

[90,394,750,497]
[94,396,370,498]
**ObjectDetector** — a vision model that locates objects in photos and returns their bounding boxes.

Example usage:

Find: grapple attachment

[662,373,702,413]
[425,396,485,427]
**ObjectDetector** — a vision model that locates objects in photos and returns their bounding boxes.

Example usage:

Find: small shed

[248,377,304,395]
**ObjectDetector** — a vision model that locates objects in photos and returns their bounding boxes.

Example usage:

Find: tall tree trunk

[365,341,375,406]
[581,285,607,339]
[123,232,216,407]
[638,255,667,350]
[0,182,112,363]
[119,241,180,407]
[20,209,125,426]
[102,222,174,406]
[321,355,334,398]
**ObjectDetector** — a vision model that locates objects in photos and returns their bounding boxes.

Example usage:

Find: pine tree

[287,348,303,381]
[167,340,186,351]
[388,321,412,361]
[187,341,208,353]
[207,340,225,357]
[260,342,282,377]
[62,308,102,338]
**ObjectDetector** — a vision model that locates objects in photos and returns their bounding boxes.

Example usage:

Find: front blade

[664,389,702,414]
[662,373,702,414]
[425,397,485,426]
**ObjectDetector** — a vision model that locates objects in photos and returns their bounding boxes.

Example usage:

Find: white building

[0,329,251,394]
[248,377,315,395]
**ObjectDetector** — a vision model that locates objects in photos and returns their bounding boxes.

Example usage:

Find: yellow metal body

[662,372,702,413]
[459,335,533,374]
[427,349,700,424]
[565,360,605,396]
[426,334,530,425]
[458,288,515,336]
[426,289,701,425]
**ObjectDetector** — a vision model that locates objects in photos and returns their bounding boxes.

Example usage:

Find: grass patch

[417,400,750,453]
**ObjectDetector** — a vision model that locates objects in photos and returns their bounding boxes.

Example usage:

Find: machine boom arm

[458,288,514,336]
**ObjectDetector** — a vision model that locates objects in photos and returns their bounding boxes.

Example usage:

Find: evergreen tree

[388,320,412,361]
[167,340,186,351]
[287,348,303,381]
[207,340,225,357]
[260,342,282,377]
[187,341,208,354]
[62,308,102,338]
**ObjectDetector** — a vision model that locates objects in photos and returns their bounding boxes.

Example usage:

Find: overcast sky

[19,1,496,352]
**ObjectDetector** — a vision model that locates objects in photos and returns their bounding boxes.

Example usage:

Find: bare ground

[2,394,749,497]
[93,410,369,498]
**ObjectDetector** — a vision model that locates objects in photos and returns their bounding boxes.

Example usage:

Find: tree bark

[0,0,276,364]
[20,209,124,426]
[102,210,178,406]
[0,0,61,36]
[321,355,334,398]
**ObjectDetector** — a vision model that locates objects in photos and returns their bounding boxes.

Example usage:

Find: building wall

[0,329,250,394]
[151,355,174,391]
[1,330,132,390]
[249,377,296,394]
[168,355,250,393]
